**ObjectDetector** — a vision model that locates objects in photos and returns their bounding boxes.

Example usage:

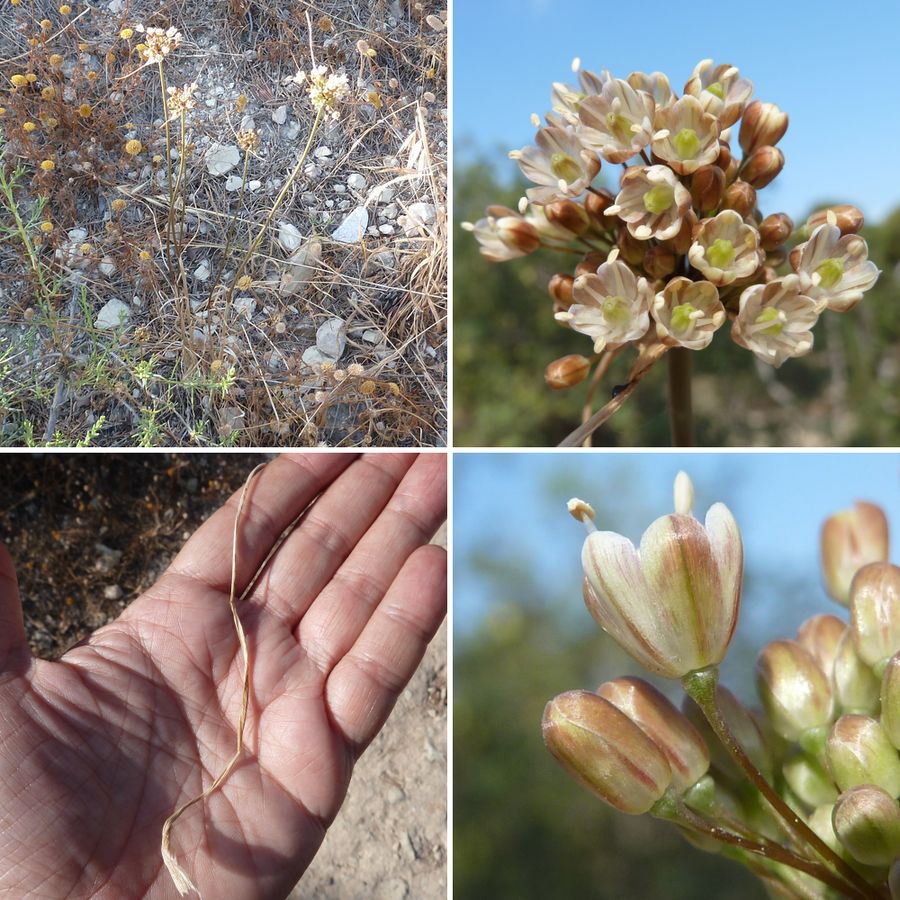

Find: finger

[0,540,29,667]
[295,453,446,670]
[325,544,446,754]
[242,453,419,626]
[136,454,358,608]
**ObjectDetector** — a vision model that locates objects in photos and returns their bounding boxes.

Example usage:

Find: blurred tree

[454,161,900,447]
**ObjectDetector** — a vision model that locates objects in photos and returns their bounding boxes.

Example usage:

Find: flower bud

[690,165,725,214]
[742,146,784,189]
[739,101,789,156]
[881,652,900,749]
[643,244,677,279]
[758,213,793,251]
[832,784,900,866]
[715,140,731,171]
[544,354,591,390]
[756,640,834,745]
[808,803,842,854]
[797,613,847,679]
[721,180,757,218]
[583,187,618,231]
[661,211,698,256]
[723,156,740,185]
[783,753,838,808]
[821,500,889,605]
[544,199,591,237]
[548,272,575,310]
[850,562,900,673]
[575,251,606,278]
[574,473,743,679]
[616,228,646,265]
[789,244,803,271]
[598,677,710,793]
[806,204,865,236]
[826,714,900,796]
[834,629,880,715]
[542,690,672,814]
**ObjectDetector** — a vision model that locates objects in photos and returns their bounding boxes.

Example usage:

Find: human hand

[0,452,447,899]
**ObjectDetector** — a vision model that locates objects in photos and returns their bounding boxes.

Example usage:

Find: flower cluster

[546,474,900,899]
[134,24,182,65]
[166,82,198,118]
[467,60,880,386]
[294,65,350,119]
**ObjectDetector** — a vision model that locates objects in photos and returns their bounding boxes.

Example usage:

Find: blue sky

[454,0,900,223]
[454,453,900,681]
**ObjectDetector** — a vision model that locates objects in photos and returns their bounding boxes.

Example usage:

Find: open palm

[0,453,447,899]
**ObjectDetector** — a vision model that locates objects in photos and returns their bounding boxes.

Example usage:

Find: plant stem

[225,105,324,305]
[682,667,883,900]
[667,346,694,446]
[206,151,252,307]
[158,62,177,277]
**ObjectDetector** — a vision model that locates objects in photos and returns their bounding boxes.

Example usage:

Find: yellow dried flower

[78,103,92,117]
[387,382,401,396]
[40,19,52,29]
[10,0,19,6]
[236,129,259,152]
[25,73,37,83]
[124,138,142,155]
[105,51,116,64]
[22,121,37,133]
[152,154,163,165]
[111,198,128,212]
[44,117,59,128]
[236,275,253,290]
[210,359,223,374]
[40,159,55,171]
[235,94,248,113]
[360,380,376,395]
[78,42,88,51]
[0,108,6,117]
[120,28,134,39]
[367,91,382,109]
[10,75,28,87]
[79,242,92,254]
[39,221,54,233]
[41,86,55,100]
[59,5,71,14]
[49,54,63,67]
[139,250,151,261]
[86,71,98,82]
[29,39,38,48]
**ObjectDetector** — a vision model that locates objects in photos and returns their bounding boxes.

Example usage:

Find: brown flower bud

[850,562,900,673]
[826,714,900,796]
[742,146,784,189]
[544,199,591,237]
[761,265,779,282]
[661,210,697,255]
[616,228,646,266]
[758,213,794,251]
[715,140,731,171]
[822,501,889,605]
[643,244,677,280]
[723,156,740,184]
[721,180,757,218]
[739,101,789,156]
[806,204,865,236]
[797,613,847,679]
[789,244,803,271]
[583,188,618,231]
[574,252,605,279]
[690,165,725,214]
[544,354,591,390]
[548,272,575,309]
[832,784,900,866]
[598,677,709,794]
[542,690,672,814]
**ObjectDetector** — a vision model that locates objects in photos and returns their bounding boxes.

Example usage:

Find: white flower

[651,95,720,175]
[653,278,725,350]
[684,59,753,128]
[134,24,182,64]
[688,210,763,286]
[606,165,691,241]
[295,65,350,118]
[792,223,880,313]
[731,275,819,367]
[550,68,608,124]
[627,71,675,108]
[555,251,653,352]
[577,78,655,164]
[510,127,600,205]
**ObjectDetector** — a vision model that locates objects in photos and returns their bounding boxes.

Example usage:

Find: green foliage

[454,159,900,446]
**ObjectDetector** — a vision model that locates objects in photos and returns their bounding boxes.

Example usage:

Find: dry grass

[0,0,447,446]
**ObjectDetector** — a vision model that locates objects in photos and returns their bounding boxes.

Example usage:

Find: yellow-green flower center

[673,127,701,160]
[671,302,698,333]
[549,151,582,184]
[754,306,783,335]
[643,183,675,215]
[606,112,634,144]
[601,295,630,325]
[706,238,736,269]
[815,257,845,289]
[706,81,726,101]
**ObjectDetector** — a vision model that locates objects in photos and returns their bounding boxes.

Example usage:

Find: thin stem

[158,62,176,276]
[0,168,52,304]
[225,105,324,304]
[206,151,252,307]
[175,109,188,253]
[682,668,883,900]
[640,149,652,165]
[667,346,694,446]
[580,348,620,447]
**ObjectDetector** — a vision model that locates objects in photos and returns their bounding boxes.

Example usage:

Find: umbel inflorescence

[464,61,880,445]
[545,475,900,899]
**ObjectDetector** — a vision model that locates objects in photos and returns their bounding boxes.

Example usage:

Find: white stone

[331,207,369,243]
[313,146,332,159]
[277,222,304,253]
[378,224,395,235]
[272,104,288,125]
[193,260,211,281]
[96,298,130,330]
[284,121,302,140]
[232,297,256,320]
[302,346,336,367]
[205,143,241,176]
[375,183,396,203]
[107,0,124,11]
[98,256,116,276]
[280,241,322,296]
[316,317,347,359]
[347,173,366,191]
[372,251,396,270]
[407,201,437,229]
[362,328,384,344]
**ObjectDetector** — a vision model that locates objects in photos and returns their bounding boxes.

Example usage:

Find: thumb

[0,541,28,668]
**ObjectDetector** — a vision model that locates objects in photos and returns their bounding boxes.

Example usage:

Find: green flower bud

[598,676,710,794]
[834,630,880,715]
[542,690,672,814]
[783,753,839,808]
[851,562,900,675]
[826,714,900,796]
[797,613,847,680]
[832,784,900,866]
[881,652,900,750]
[807,803,842,854]
[821,501,888,605]
[756,639,834,744]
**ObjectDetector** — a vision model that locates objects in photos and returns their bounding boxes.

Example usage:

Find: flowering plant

[545,473,900,899]
[464,61,880,446]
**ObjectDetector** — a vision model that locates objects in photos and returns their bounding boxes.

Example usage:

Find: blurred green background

[453,453,900,899]
[453,157,900,447]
